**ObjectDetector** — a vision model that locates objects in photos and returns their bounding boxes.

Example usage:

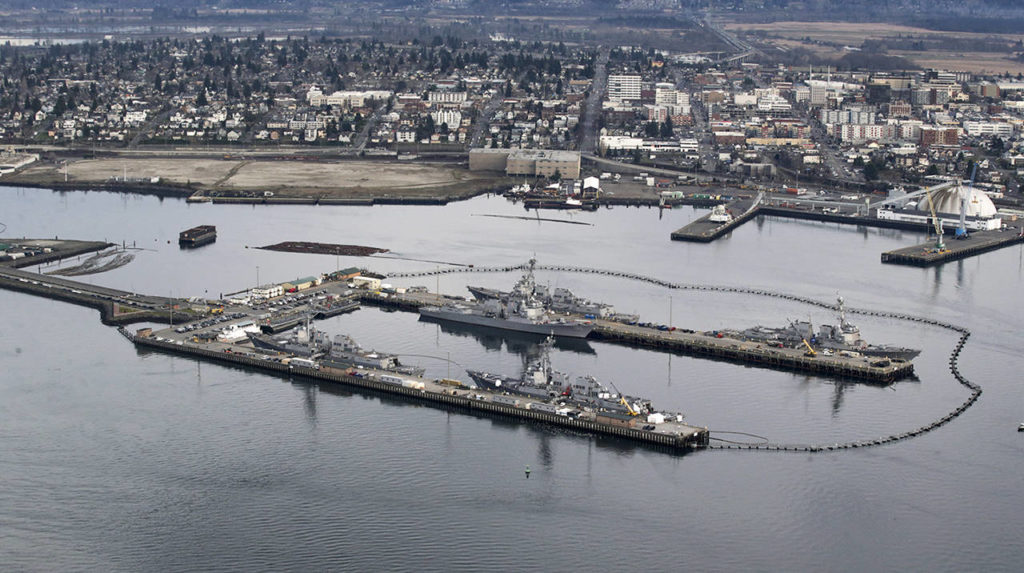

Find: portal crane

[956,164,978,240]
[924,187,946,252]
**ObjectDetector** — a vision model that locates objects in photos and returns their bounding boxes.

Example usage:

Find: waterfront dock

[880,229,1024,266]
[361,290,912,383]
[670,193,762,242]
[121,327,710,452]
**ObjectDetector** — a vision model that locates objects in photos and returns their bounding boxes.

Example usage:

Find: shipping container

[492,395,520,406]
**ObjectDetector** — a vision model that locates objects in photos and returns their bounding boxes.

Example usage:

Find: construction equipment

[924,186,946,252]
[956,164,978,240]
[609,381,639,416]
[801,338,817,357]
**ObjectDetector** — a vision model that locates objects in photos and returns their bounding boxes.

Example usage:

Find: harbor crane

[956,164,978,240]
[924,186,946,252]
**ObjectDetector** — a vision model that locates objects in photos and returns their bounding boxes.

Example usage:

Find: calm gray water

[1,187,1022,571]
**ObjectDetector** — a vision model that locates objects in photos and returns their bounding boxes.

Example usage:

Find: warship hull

[419,306,593,338]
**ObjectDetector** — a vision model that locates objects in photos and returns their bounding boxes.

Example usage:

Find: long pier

[881,229,1024,266]
[119,328,709,453]
[362,291,911,383]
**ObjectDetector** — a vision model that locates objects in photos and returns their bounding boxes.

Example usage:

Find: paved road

[469,90,504,148]
[579,46,610,155]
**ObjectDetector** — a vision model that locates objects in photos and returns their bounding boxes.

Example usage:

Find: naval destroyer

[248,320,424,375]
[418,258,594,338]
[712,296,921,360]
[467,336,653,415]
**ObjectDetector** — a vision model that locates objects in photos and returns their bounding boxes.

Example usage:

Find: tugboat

[708,204,733,224]
[467,335,652,414]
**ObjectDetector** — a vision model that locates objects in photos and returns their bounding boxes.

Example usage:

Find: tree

[660,116,674,139]
[196,91,208,107]
[990,135,1005,155]
[644,121,659,137]
[863,162,879,181]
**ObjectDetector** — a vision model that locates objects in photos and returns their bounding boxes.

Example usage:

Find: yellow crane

[610,382,640,416]
[802,338,817,357]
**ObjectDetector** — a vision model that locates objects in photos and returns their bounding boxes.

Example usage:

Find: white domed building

[877,182,1003,231]
[917,185,997,218]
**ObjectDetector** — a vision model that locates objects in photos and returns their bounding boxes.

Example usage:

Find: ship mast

[837,296,848,328]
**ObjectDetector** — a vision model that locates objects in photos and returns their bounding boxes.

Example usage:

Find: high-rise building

[608,74,642,103]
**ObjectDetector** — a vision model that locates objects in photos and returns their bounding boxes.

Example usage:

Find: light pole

[669,295,673,327]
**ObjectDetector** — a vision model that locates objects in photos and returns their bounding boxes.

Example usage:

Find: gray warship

[248,318,332,357]
[321,334,424,376]
[467,335,652,414]
[248,319,423,375]
[419,258,595,338]
[713,296,921,360]
[467,283,636,322]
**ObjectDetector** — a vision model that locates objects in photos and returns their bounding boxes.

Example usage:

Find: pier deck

[362,291,912,383]
[880,228,1024,266]
[670,194,762,242]
[125,327,709,452]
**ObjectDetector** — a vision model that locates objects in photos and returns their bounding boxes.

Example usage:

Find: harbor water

[1,187,1022,571]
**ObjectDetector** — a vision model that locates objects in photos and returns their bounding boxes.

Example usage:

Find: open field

[724,21,1024,43]
[5,157,508,199]
[726,20,1024,74]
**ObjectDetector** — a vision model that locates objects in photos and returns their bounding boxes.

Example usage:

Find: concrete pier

[360,291,912,383]
[881,229,1024,266]
[671,194,762,242]
[121,328,710,452]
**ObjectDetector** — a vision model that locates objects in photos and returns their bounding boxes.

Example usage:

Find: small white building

[251,284,284,300]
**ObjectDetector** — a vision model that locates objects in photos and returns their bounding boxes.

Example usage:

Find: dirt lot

[8,156,507,199]
[727,21,1024,74]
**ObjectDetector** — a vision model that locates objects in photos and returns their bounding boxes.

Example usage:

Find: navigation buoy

[525,465,531,479]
